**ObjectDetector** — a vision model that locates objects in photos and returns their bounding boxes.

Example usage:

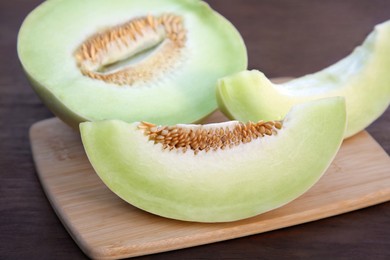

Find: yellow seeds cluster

[74,13,186,85]
[138,120,283,155]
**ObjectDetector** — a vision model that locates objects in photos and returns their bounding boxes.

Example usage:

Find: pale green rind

[217,70,294,122]
[18,0,247,127]
[80,97,346,223]
[25,72,87,129]
[217,20,390,138]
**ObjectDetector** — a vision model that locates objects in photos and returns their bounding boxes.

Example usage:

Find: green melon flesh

[18,0,247,129]
[217,20,390,138]
[80,97,346,223]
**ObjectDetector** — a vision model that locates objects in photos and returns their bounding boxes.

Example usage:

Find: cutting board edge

[83,187,390,259]
[29,121,94,258]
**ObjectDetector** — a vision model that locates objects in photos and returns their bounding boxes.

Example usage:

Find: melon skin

[17,0,247,129]
[80,97,346,223]
[217,20,390,138]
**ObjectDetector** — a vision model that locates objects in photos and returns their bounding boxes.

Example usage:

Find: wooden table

[1,0,389,259]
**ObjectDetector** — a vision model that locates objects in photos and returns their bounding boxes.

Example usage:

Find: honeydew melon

[80,97,346,222]
[17,0,247,129]
[217,20,390,138]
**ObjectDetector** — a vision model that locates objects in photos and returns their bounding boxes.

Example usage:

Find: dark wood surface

[1,0,389,259]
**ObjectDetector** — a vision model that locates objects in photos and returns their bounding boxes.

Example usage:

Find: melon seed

[74,13,186,86]
[138,120,283,155]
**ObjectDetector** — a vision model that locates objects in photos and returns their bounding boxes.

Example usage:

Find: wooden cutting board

[30,113,390,260]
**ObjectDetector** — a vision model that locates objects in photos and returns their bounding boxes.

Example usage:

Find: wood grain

[30,115,390,260]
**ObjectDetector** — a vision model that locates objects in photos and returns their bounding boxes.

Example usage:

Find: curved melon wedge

[217,20,390,138]
[80,97,346,223]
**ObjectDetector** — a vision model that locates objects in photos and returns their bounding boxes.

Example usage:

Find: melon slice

[217,20,390,138]
[80,97,346,223]
[17,0,247,128]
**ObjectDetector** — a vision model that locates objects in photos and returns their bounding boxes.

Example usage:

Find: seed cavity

[138,120,283,155]
[74,13,186,86]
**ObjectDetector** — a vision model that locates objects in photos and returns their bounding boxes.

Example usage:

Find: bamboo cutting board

[30,114,390,260]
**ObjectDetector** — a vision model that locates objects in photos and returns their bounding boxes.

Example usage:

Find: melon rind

[17,0,247,128]
[80,97,346,223]
[217,20,390,138]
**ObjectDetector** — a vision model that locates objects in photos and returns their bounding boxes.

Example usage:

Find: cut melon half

[18,0,247,128]
[80,97,346,223]
[217,20,390,138]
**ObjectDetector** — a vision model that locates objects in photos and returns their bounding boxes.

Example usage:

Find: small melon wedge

[217,20,390,138]
[80,97,346,223]
[18,0,247,128]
